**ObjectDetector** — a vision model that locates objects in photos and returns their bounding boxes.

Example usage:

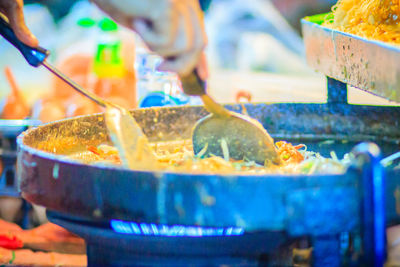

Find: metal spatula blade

[192,112,279,165]
[180,70,280,165]
[42,62,158,170]
[0,16,157,169]
[104,104,157,169]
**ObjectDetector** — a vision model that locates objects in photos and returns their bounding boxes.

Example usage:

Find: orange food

[64,95,101,117]
[36,99,66,123]
[34,35,137,123]
[81,140,308,174]
[275,141,305,164]
[1,67,30,119]
[51,54,92,100]
[87,145,121,164]
[93,67,137,109]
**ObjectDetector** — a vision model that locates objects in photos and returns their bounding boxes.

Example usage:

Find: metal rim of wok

[16,104,400,177]
[16,106,351,178]
[17,127,395,177]
[17,104,400,232]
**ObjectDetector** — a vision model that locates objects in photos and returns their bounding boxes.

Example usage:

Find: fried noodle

[324,0,400,44]
[69,140,349,175]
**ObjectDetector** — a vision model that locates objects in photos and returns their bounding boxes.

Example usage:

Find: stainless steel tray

[302,17,400,103]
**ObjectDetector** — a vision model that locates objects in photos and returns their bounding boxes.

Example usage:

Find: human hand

[0,0,38,47]
[92,0,208,78]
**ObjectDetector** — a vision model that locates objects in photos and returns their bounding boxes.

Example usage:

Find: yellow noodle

[70,140,348,175]
[324,0,400,44]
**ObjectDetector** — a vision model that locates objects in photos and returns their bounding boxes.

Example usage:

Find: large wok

[17,103,400,238]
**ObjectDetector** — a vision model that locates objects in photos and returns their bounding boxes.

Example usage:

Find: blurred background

[1,2,400,266]
[0,0,348,225]
[0,3,400,266]
[0,0,394,130]
[0,0,337,120]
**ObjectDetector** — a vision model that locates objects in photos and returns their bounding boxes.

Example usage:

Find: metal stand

[306,79,387,267]
[0,136,19,197]
[0,121,39,229]
[311,236,341,267]
[327,77,348,104]
[0,136,31,229]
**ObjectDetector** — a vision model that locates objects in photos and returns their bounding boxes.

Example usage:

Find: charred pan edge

[16,103,400,176]
[15,104,400,230]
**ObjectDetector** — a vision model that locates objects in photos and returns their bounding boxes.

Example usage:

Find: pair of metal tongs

[0,15,157,169]
[181,71,279,164]
[0,14,278,165]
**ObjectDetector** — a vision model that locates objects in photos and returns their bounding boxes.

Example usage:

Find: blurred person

[1,0,208,79]
[3,0,333,76]
[0,0,208,227]
[205,0,307,72]
[0,0,213,226]
[0,0,38,47]
[205,0,334,73]
[271,0,336,32]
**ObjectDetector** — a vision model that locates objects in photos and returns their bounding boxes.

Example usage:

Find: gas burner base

[47,211,299,267]
[87,245,260,267]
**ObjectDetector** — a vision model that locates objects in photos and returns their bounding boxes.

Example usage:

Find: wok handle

[0,15,49,67]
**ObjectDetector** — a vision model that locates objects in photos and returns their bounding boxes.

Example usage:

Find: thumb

[196,52,209,81]
[5,0,38,47]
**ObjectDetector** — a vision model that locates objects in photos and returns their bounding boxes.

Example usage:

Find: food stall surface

[15,102,400,267]
[0,87,398,267]
[3,4,400,266]
[0,73,395,267]
[10,10,400,267]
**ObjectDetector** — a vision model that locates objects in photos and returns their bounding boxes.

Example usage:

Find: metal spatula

[0,16,157,170]
[180,70,280,165]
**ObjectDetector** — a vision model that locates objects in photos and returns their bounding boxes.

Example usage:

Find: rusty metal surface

[302,19,400,102]
[16,104,400,233]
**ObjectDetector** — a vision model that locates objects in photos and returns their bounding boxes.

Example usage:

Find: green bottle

[94,18,125,78]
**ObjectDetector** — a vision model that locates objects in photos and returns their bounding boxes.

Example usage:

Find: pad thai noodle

[324,0,400,44]
[69,140,350,175]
